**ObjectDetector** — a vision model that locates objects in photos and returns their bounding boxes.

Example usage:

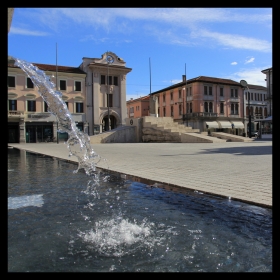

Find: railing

[183,112,218,120]
[8,110,24,117]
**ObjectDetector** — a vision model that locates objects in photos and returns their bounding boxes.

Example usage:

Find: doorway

[103,115,117,131]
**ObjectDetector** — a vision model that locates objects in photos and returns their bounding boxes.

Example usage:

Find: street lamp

[240,80,252,138]
[106,53,114,131]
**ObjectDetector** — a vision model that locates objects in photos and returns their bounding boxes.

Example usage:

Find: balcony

[8,110,24,117]
[230,97,240,102]
[183,112,218,120]
[203,95,214,101]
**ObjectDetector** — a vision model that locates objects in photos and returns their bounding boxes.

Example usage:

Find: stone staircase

[142,116,226,143]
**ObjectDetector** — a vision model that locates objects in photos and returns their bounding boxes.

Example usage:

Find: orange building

[126,95,150,118]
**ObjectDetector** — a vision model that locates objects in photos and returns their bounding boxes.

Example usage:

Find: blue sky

[8,8,272,101]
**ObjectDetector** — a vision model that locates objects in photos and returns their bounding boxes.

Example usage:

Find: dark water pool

[8,148,272,272]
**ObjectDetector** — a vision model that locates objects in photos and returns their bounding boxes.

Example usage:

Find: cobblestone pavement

[8,140,272,208]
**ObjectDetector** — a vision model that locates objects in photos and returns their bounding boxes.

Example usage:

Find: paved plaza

[8,139,272,208]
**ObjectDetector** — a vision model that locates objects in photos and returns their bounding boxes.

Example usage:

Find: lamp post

[106,53,114,131]
[240,80,251,138]
[56,43,59,144]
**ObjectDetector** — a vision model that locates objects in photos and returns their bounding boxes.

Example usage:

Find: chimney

[182,75,186,82]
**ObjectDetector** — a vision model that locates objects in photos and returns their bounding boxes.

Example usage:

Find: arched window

[235,104,239,115]
[250,107,253,115]
[204,102,208,112]
[220,103,224,114]
[259,107,263,117]
[209,102,213,113]
[264,107,267,117]
[231,104,234,114]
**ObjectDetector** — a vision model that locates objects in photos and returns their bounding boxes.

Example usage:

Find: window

[101,75,106,84]
[8,76,15,87]
[231,104,239,115]
[75,102,83,113]
[231,89,234,98]
[9,100,17,111]
[220,87,223,96]
[204,102,208,112]
[209,87,212,96]
[60,80,66,91]
[235,104,239,115]
[231,104,234,114]
[179,104,182,115]
[190,103,192,113]
[75,81,81,91]
[65,102,68,108]
[209,102,213,112]
[113,76,118,86]
[44,102,48,112]
[170,92,173,100]
[187,103,189,113]
[163,107,166,116]
[190,87,192,95]
[27,100,36,112]
[26,77,34,89]
[179,90,181,99]
[171,106,173,117]
[220,103,224,114]
[235,89,238,98]
[251,92,253,100]
[186,88,188,96]
[204,86,208,95]
[163,94,165,102]
[255,93,257,100]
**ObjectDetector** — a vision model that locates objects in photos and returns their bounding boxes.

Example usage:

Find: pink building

[149,75,268,135]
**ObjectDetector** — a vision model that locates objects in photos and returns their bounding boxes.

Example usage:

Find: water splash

[12,57,158,257]
[12,57,101,176]
[78,218,158,257]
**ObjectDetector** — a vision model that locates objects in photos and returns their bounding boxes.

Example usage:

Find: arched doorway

[103,115,117,131]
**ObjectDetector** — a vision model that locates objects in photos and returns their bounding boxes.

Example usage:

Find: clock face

[106,55,114,64]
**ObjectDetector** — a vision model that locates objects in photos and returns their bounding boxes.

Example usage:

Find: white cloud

[196,29,271,52]
[226,67,268,86]
[245,57,255,64]
[9,27,50,36]
[231,62,238,65]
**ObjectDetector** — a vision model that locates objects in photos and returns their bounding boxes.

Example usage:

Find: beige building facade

[8,52,132,143]
[80,52,132,135]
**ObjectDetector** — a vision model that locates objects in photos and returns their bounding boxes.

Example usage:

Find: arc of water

[12,57,101,175]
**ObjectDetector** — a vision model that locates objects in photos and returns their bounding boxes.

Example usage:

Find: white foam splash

[8,194,44,209]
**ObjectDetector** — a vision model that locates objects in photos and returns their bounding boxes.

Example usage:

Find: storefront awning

[231,121,244,129]
[206,121,219,129]
[217,121,232,128]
